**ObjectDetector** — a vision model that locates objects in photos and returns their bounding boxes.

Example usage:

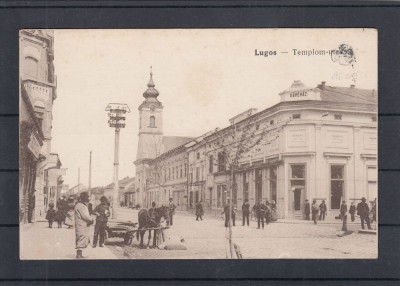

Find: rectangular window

[196,167,200,182]
[172,167,175,180]
[209,155,214,173]
[292,114,301,119]
[371,116,377,122]
[330,165,344,209]
[270,120,274,125]
[209,187,213,206]
[334,114,342,120]
[180,166,183,178]
[184,163,187,177]
[290,164,306,189]
[255,169,263,202]
[218,152,226,171]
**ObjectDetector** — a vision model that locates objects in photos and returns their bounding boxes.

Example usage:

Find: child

[46,202,56,228]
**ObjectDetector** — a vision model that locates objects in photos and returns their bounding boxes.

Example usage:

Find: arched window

[149,116,156,127]
[24,56,39,78]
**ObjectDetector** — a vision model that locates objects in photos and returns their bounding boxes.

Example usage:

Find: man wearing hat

[74,192,94,259]
[357,197,372,230]
[92,196,110,248]
[168,198,176,226]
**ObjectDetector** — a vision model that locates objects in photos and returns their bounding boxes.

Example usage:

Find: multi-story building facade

[19,29,65,223]
[134,78,377,219]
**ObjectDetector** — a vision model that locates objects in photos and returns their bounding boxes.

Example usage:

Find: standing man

[242,199,250,226]
[92,196,110,248]
[319,200,327,221]
[349,201,356,222]
[74,192,94,259]
[311,199,319,224]
[340,200,348,221]
[195,200,204,221]
[304,199,311,220]
[357,197,372,230]
[168,198,176,226]
[254,200,267,229]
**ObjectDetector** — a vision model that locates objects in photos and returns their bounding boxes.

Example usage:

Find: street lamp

[105,103,130,219]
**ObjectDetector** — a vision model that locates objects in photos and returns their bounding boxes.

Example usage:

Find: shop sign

[28,133,41,159]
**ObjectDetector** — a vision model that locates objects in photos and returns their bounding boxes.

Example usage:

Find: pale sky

[51,29,377,188]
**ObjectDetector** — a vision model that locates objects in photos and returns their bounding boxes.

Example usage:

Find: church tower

[134,70,164,207]
[136,70,164,161]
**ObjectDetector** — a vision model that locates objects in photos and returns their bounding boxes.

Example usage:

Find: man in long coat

[74,192,94,259]
[254,200,267,229]
[357,197,372,230]
[195,200,204,221]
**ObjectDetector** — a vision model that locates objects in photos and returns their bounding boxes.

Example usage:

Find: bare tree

[209,115,292,258]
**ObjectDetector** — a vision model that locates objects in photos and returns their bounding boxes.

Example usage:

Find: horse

[136,205,170,248]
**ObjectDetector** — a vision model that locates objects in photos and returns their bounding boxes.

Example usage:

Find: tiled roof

[162,136,194,153]
[318,85,377,104]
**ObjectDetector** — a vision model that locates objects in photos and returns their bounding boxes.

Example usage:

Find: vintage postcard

[19,29,377,259]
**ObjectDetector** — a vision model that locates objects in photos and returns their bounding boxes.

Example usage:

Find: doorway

[292,187,304,216]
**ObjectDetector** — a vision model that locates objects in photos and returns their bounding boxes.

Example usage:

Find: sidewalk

[20,220,118,260]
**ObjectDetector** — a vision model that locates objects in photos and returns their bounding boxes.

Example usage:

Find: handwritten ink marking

[331,44,356,67]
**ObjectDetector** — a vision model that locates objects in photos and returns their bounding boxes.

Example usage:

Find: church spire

[143,66,159,98]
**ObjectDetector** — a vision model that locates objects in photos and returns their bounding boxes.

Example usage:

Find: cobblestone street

[108,208,377,259]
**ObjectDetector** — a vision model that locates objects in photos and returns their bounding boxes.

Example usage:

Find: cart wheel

[124,235,133,245]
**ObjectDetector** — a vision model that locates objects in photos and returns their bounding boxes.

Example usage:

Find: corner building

[134,79,377,219]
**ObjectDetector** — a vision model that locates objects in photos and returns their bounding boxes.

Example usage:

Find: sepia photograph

[19,29,377,260]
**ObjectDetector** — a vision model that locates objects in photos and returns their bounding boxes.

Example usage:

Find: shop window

[270,166,277,203]
[292,114,301,119]
[242,172,249,201]
[334,114,342,120]
[255,169,263,202]
[217,185,227,207]
[367,166,377,202]
[330,165,344,209]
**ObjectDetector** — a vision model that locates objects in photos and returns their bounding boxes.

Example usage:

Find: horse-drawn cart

[105,220,138,245]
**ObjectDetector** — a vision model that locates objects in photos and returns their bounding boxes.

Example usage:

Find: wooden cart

[105,220,138,245]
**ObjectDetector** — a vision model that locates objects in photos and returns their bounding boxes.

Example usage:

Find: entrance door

[292,187,304,216]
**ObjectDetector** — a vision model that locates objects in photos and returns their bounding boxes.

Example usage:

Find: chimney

[350,84,355,88]
[318,81,326,90]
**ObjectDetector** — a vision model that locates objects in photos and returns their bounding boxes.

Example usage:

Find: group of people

[45,192,112,259]
[45,195,75,229]
[252,199,277,229]
[304,197,377,230]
